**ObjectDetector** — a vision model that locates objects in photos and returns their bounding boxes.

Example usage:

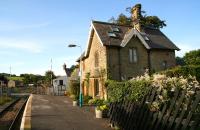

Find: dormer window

[112,27,120,32]
[108,32,117,38]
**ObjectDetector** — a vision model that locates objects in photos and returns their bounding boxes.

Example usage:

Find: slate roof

[92,21,132,46]
[143,27,180,50]
[92,20,179,50]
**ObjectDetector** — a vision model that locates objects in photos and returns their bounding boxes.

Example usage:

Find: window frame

[94,52,99,67]
[162,60,167,69]
[94,79,99,96]
[129,48,138,63]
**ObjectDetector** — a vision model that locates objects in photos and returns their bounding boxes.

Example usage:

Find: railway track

[0,96,29,130]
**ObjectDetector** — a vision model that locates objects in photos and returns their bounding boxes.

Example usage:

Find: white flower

[180,78,187,85]
[195,84,200,89]
[158,95,163,100]
[187,90,195,96]
[153,74,167,81]
[171,87,175,92]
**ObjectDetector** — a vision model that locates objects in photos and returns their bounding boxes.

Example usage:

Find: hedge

[105,79,151,102]
[161,65,200,82]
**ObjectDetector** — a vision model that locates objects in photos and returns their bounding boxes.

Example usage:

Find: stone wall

[81,31,107,98]
[107,37,149,80]
[150,50,176,72]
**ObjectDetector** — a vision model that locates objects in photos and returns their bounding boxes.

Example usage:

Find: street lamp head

[68,44,77,47]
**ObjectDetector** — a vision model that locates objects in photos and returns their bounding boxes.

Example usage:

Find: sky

[0,0,199,76]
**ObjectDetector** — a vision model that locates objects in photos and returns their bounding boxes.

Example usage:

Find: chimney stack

[132,4,142,32]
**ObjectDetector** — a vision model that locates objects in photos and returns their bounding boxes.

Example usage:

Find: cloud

[0,22,51,31]
[0,38,43,53]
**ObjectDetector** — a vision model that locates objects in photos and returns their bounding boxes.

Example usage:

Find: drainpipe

[147,49,151,75]
[118,47,122,81]
[107,40,111,79]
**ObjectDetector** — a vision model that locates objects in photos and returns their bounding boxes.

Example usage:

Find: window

[94,79,99,96]
[59,80,63,86]
[129,48,137,63]
[107,32,117,38]
[94,52,99,67]
[162,61,167,69]
[112,27,120,32]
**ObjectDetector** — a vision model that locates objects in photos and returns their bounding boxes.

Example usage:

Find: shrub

[0,96,12,105]
[106,75,151,102]
[88,98,109,111]
[150,74,200,112]
[98,104,109,111]
[69,80,80,97]
[106,73,200,112]
[83,95,93,104]
[162,65,200,82]
[88,98,104,106]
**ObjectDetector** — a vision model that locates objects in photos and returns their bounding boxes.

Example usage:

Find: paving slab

[31,94,111,130]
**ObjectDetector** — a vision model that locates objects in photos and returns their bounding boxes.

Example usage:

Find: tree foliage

[109,4,166,29]
[0,74,8,84]
[162,65,200,82]
[106,79,151,102]
[20,74,44,86]
[109,14,132,26]
[140,16,166,29]
[176,56,186,66]
[184,49,200,65]
[0,73,16,77]
[44,70,56,86]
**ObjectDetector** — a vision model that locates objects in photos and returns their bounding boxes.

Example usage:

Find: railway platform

[23,94,111,130]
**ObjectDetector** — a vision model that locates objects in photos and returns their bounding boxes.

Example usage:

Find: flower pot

[95,107,102,118]
[73,101,78,106]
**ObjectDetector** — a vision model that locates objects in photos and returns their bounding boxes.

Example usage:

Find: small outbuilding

[52,76,68,96]
[8,80,24,88]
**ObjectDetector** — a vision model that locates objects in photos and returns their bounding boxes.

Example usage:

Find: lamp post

[68,44,83,107]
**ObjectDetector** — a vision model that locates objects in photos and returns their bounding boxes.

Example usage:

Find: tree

[140,16,166,29]
[20,74,44,86]
[109,4,166,29]
[109,13,132,26]
[176,56,186,66]
[69,68,80,97]
[184,49,200,65]
[44,70,56,87]
[0,74,8,84]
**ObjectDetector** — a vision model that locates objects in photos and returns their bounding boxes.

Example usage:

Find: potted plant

[88,98,109,118]
[95,104,109,118]
[72,95,79,106]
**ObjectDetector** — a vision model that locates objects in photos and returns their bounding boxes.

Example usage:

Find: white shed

[52,76,67,95]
